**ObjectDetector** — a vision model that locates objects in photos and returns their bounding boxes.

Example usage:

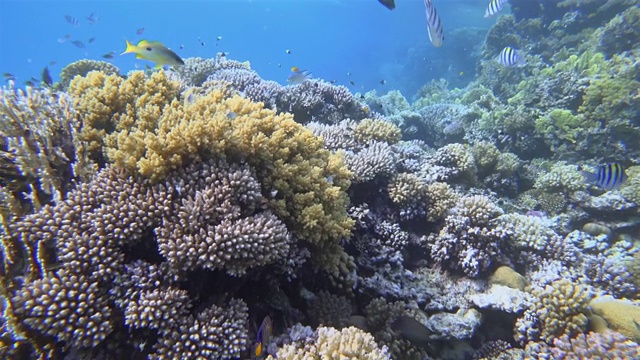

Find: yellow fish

[121,39,185,68]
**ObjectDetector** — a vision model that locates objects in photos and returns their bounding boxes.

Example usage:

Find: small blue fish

[86,12,98,25]
[226,111,237,120]
[581,163,628,190]
[485,0,508,18]
[287,67,311,84]
[253,316,272,358]
[498,46,525,67]
[326,175,334,184]
[64,15,79,26]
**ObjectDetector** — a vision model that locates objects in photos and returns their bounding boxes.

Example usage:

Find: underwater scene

[1,0,640,359]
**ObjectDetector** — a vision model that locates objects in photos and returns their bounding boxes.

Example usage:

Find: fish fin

[154,63,164,69]
[254,342,262,356]
[121,40,135,55]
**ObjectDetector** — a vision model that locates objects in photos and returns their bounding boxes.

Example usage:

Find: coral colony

[2,2,640,359]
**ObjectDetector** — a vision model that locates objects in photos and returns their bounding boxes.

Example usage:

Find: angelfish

[253,315,272,358]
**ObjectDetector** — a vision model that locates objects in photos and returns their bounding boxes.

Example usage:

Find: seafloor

[1,1,640,359]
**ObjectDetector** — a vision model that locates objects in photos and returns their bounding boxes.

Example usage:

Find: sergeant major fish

[423,0,444,47]
[485,0,509,17]
[499,46,526,67]
[581,163,628,190]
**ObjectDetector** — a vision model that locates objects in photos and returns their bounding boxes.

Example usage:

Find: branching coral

[67,70,180,164]
[71,70,354,275]
[515,279,593,345]
[428,195,509,277]
[271,326,390,360]
[8,159,286,356]
[0,82,91,215]
[525,330,640,359]
[57,59,120,90]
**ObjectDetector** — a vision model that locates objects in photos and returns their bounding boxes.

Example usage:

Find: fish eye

[146,47,152,51]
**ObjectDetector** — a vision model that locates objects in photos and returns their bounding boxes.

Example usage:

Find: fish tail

[121,40,136,55]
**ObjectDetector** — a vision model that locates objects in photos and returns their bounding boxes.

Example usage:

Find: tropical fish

[423,0,444,47]
[86,12,98,25]
[226,111,237,120]
[485,0,508,18]
[121,39,185,68]
[102,51,116,59]
[253,316,272,358]
[581,163,628,190]
[378,0,395,10]
[3,73,15,81]
[71,40,85,48]
[392,315,433,349]
[57,34,72,43]
[285,49,292,54]
[64,15,79,26]
[498,46,525,67]
[287,67,311,84]
[88,37,96,43]
[137,28,145,35]
[41,67,53,86]
[380,79,386,85]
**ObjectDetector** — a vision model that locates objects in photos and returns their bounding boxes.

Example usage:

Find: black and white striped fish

[498,46,525,67]
[423,0,444,47]
[581,163,628,190]
[485,0,508,18]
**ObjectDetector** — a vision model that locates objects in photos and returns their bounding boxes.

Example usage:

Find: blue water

[0,0,497,98]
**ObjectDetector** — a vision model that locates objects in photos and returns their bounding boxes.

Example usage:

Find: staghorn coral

[57,59,120,90]
[582,254,637,299]
[271,326,390,360]
[307,120,359,151]
[72,72,354,274]
[514,279,593,345]
[428,195,509,277]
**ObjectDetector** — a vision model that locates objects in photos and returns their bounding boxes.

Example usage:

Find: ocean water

[1,0,495,98]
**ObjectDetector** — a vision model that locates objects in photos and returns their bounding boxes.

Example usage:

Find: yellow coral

[516,279,593,344]
[68,71,179,161]
[590,298,640,342]
[70,71,354,274]
[353,118,402,145]
[388,173,425,205]
[424,182,457,222]
[490,266,527,291]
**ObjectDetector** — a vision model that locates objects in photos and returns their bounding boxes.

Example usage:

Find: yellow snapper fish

[121,39,185,68]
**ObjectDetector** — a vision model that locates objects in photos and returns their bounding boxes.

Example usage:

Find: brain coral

[70,70,353,274]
